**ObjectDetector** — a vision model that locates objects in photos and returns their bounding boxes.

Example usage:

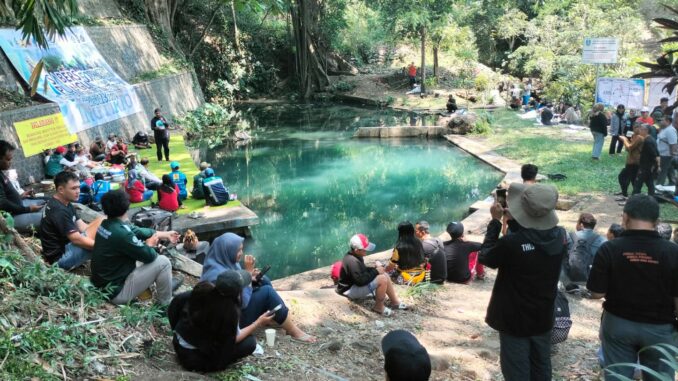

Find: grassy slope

[484,110,678,222]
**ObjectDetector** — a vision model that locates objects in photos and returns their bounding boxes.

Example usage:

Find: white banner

[583,38,619,64]
[596,78,645,110]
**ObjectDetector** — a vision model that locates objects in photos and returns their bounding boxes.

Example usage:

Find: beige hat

[507,183,559,229]
[199,162,211,170]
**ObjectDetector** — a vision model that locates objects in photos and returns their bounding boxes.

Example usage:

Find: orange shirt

[408,65,417,77]
[638,116,654,125]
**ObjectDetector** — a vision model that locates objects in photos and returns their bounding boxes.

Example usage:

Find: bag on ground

[551,291,572,344]
[131,208,173,231]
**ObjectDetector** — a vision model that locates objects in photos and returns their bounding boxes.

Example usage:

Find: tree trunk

[420,26,426,94]
[188,5,222,58]
[290,0,330,98]
[144,0,180,53]
[433,44,439,79]
[230,0,241,56]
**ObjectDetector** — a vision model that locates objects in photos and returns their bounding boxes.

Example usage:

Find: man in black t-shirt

[39,171,103,270]
[587,195,678,380]
[150,108,170,161]
[132,131,151,149]
[632,124,659,196]
[414,220,446,284]
[444,222,485,283]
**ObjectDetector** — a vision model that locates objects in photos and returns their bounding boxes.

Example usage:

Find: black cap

[446,222,464,239]
[215,270,251,297]
[382,330,431,381]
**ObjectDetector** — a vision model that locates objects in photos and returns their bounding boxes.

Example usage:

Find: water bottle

[28,175,35,184]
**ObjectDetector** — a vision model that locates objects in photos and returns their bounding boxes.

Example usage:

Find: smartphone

[267,304,283,316]
[256,265,271,282]
[495,188,507,208]
[626,130,633,138]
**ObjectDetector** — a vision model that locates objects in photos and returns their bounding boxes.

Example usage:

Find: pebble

[326,340,342,352]
[374,320,385,329]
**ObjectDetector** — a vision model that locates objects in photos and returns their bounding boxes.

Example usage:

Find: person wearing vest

[202,168,229,206]
[191,162,209,200]
[169,162,188,200]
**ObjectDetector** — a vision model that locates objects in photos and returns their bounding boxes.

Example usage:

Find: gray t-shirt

[657,126,677,156]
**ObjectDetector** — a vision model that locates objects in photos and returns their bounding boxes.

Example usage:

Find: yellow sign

[13,113,77,157]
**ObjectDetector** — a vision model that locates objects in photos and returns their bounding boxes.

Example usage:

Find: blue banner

[0,27,143,133]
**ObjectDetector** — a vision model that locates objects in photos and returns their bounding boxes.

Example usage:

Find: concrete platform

[172,205,259,240]
[354,126,448,138]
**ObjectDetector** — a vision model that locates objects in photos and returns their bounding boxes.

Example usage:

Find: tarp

[0,27,142,133]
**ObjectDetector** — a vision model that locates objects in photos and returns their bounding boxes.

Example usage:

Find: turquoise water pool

[203,104,503,279]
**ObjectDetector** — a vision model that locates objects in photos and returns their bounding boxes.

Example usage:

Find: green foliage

[604,344,678,380]
[474,73,490,92]
[329,80,355,93]
[470,111,494,135]
[216,363,261,381]
[335,1,392,65]
[405,281,440,298]
[0,0,78,48]
[423,76,438,89]
[175,103,240,148]
[129,62,186,84]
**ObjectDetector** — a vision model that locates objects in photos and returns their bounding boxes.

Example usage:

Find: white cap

[641,106,650,113]
[350,234,376,251]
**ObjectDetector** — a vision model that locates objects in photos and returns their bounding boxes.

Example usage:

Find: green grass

[128,134,241,215]
[487,110,678,222]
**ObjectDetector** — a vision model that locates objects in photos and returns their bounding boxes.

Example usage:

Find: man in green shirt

[91,189,180,305]
[191,161,209,200]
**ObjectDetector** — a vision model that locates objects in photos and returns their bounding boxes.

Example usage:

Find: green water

[204,104,503,279]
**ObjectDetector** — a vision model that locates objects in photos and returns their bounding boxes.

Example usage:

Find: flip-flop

[373,306,393,317]
[291,333,317,344]
[389,302,409,310]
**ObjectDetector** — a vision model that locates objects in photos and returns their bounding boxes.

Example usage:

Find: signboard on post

[595,78,645,110]
[0,27,143,134]
[582,38,619,64]
[13,113,77,157]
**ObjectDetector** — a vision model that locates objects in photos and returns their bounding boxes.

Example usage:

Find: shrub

[474,73,490,92]
[174,103,239,148]
[329,81,355,93]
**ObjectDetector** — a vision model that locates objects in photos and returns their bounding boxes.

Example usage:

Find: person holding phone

[0,140,44,233]
[615,122,645,202]
[201,233,317,343]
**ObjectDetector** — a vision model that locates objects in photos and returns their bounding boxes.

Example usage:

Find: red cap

[55,146,66,154]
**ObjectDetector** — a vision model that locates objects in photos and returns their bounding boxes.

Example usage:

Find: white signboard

[583,38,619,64]
[647,77,677,109]
[596,78,645,110]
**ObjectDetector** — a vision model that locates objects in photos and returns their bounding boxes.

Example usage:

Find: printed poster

[595,78,645,110]
[13,113,77,157]
[0,27,142,133]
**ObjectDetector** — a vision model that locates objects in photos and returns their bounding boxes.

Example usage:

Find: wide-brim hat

[507,183,559,229]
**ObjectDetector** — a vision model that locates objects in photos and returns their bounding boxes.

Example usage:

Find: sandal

[291,333,317,344]
[389,302,409,310]
[373,307,393,317]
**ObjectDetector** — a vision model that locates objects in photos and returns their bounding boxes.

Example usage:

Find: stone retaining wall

[353,126,449,138]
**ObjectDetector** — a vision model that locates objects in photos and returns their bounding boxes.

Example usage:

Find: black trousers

[499,330,552,381]
[632,166,655,196]
[609,136,623,154]
[617,164,639,197]
[173,334,256,372]
[156,137,170,161]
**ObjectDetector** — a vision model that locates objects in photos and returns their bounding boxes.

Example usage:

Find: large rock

[445,113,478,135]
[326,53,359,76]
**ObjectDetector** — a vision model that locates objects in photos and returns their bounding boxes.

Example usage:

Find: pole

[594,63,601,106]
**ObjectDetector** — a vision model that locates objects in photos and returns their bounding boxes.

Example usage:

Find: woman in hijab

[385,221,426,283]
[124,159,153,203]
[168,270,274,372]
[201,232,316,343]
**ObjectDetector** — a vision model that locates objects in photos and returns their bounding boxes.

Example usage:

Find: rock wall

[353,126,449,138]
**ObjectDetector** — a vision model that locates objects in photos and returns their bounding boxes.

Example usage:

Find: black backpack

[131,208,173,231]
[567,232,600,282]
[551,291,573,344]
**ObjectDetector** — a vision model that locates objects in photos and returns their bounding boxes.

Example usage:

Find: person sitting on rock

[168,270,272,372]
[169,161,188,200]
[384,221,426,285]
[157,174,183,212]
[0,140,45,233]
[201,232,316,343]
[191,162,210,200]
[443,221,485,283]
[202,168,229,206]
[90,189,181,305]
[336,233,407,316]
[446,95,458,114]
[132,130,152,149]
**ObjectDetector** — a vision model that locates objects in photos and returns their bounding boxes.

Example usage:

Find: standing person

[40,171,104,270]
[523,80,532,107]
[151,108,171,162]
[336,233,406,316]
[521,163,538,184]
[384,221,426,284]
[632,124,659,196]
[615,123,644,202]
[587,195,678,381]
[479,183,567,381]
[444,222,485,283]
[0,140,44,233]
[90,189,180,305]
[655,115,677,186]
[590,103,608,160]
[609,105,626,155]
[407,62,417,89]
[414,220,447,284]
[651,96,677,117]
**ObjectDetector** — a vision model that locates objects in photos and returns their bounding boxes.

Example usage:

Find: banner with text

[0,27,142,133]
[14,113,77,157]
[596,78,645,110]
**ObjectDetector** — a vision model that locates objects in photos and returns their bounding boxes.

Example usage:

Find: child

[169,161,188,200]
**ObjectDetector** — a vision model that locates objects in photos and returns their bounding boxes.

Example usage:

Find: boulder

[445,113,478,135]
[327,53,359,76]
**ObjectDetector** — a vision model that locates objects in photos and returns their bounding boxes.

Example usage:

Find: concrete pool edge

[272,134,522,291]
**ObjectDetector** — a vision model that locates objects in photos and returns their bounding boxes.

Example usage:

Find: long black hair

[160,174,176,194]
[394,221,425,269]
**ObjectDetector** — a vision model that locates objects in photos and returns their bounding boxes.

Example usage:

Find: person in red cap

[336,233,406,316]
[44,146,77,178]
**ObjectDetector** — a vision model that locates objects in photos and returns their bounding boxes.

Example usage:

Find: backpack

[551,291,573,344]
[330,260,342,284]
[567,232,600,282]
[423,237,447,284]
[131,208,173,231]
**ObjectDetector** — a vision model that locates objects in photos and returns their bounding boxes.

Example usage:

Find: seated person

[78,174,94,205]
[443,222,485,283]
[0,140,45,233]
[64,143,77,162]
[105,133,117,154]
[540,103,554,125]
[201,232,316,342]
[384,221,426,284]
[191,162,210,200]
[561,103,581,124]
[562,213,606,285]
[90,189,180,305]
[381,330,431,381]
[107,138,128,165]
[202,168,229,206]
[132,131,151,149]
[168,271,270,372]
[336,233,406,316]
[607,223,623,241]
[414,220,446,284]
[657,222,673,241]
[92,173,111,204]
[137,157,162,190]
[446,95,458,114]
[124,167,154,204]
[89,137,106,162]
[39,171,103,270]
[158,174,182,212]
[44,146,78,178]
[169,162,188,200]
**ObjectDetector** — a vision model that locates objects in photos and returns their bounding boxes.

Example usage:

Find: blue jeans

[592,132,605,159]
[499,330,552,381]
[57,233,92,270]
[601,311,677,381]
[240,283,289,328]
[142,189,154,201]
[14,199,44,233]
